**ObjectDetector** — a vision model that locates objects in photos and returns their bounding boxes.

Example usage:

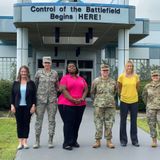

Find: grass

[137,117,150,133]
[0,118,17,160]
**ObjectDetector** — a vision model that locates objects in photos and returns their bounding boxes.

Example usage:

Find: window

[78,60,93,69]
[0,57,16,80]
[52,60,65,69]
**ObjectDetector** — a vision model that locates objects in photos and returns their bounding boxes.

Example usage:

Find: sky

[1,0,160,21]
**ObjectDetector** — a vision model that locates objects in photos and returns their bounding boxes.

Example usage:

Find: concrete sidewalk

[15,105,159,160]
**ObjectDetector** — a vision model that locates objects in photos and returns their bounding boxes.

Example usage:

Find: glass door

[79,70,92,97]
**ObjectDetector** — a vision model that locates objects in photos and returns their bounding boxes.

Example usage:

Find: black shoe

[63,145,73,150]
[121,143,127,147]
[72,142,80,148]
[132,142,140,147]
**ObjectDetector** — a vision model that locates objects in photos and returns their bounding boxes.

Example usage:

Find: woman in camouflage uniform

[91,64,116,149]
[142,70,160,147]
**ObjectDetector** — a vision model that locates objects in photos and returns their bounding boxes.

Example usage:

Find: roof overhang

[0,2,149,50]
[130,18,149,44]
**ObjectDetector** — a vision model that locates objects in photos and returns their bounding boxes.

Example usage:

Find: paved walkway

[15,104,159,160]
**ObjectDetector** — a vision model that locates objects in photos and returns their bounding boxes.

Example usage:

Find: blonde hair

[124,60,134,74]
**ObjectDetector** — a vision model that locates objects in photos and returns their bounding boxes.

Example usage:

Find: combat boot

[33,135,40,149]
[48,135,54,148]
[106,140,115,149]
[151,138,157,148]
[92,139,101,148]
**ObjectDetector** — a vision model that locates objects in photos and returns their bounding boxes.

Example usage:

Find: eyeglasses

[102,70,109,71]
[152,75,159,77]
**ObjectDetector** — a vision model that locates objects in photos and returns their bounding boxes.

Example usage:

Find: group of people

[10,57,160,151]
[91,61,140,148]
[11,56,88,151]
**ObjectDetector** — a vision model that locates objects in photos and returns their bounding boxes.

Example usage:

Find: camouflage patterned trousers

[146,109,160,138]
[94,107,115,140]
[35,102,57,136]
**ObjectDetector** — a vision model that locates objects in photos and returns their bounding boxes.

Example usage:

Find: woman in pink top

[58,62,88,150]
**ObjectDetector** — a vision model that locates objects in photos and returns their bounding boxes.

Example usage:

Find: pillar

[16,28,28,74]
[101,48,106,61]
[118,29,129,75]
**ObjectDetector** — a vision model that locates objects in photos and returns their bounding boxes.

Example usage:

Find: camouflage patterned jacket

[91,77,116,108]
[142,81,160,109]
[35,69,59,104]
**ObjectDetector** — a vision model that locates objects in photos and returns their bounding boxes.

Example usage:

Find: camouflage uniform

[91,77,116,140]
[35,69,59,138]
[142,79,160,138]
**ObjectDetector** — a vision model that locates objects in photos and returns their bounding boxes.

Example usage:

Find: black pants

[58,105,85,147]
[120,101,138,144]
[15,106,31,138]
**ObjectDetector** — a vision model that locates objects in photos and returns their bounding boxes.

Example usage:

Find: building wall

[129,47,149,59]
[0,44,100,80]
[0,45,16,57]
[137,21,160,45]
[1,21,160,80]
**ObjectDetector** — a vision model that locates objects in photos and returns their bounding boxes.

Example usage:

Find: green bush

[0,80,12,110]
[138,80,149,112]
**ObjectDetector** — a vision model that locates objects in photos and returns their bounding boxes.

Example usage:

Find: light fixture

[85,28,93,43]
[55,27,60,43]
[88,28,93,39]
[76,47,80,57]
[54,47,58,57]
[85,32,90,43]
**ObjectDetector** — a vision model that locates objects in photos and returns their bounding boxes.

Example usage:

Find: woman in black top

[11,65,36,150]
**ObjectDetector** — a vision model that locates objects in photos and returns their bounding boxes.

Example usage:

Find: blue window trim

[132,44,160,48]
[0,16,13,19]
